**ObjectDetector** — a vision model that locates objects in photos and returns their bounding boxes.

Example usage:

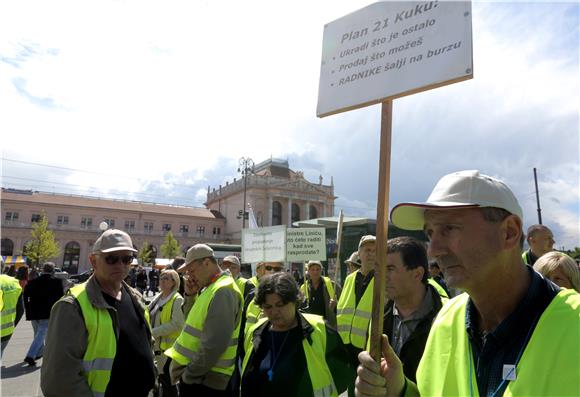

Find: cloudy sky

[1,0,578,249]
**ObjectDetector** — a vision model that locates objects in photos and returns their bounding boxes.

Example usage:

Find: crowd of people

[1,169,579,397]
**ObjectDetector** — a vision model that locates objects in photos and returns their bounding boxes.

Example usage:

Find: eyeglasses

[160,276,171,281]
[104,255,134,265]
[265,265,283,272]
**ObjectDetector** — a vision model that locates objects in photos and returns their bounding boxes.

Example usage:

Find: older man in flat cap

[165,244,243,397]
[356,170,580,397]
[41,229,155,397]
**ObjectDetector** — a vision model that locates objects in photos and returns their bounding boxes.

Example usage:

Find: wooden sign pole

[333,209,345,286]
[369,100,393,362]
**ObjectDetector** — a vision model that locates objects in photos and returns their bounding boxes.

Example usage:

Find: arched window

[63,241,80,273]
[272,201,282,226]
[309,205,318,220]
[292,203,301,223]
[1,238,14,256]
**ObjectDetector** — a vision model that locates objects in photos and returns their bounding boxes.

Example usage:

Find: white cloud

[1,1,578,248]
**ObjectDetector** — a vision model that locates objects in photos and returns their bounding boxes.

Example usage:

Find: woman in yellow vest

[148,269,184,397]
[240,272,354,397]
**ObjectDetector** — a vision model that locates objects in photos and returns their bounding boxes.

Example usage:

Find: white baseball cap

[390,170,523,230]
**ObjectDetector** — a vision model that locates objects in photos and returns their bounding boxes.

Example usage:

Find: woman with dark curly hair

[240,272,353,397]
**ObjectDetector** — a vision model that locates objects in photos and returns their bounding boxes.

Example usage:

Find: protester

[522,224,555,265]
[128,265,137,287]
[171,256,187,296]
[0,258,24,356]
[22,262,65,366]
[41,229,155,397]
[136,266,148,294]
[222,255,253,299]
[380,237,447,382]
[427,261,450,296]
[149,269,185,397]
[345,251,361,274]
[240,272,353,396]
[356,170,580,397]
[534,251,580,292]
[243,262,285,335]
[16,265,29,289]
[150,267,161,296]
[300,260,341,328]
[165,244,243,397]
[337,235,376,397]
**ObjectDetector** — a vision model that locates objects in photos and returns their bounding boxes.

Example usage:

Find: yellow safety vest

[235,276,248,293]
[69,283,117,397]
[336,270,373,348]
[244,299,263,336]
[427,278,449,298]
[417,290,580,396]
[69,283,152,397]
[165,274,242,376]
[0,274,22,338]
[248,276,259,289]
[159,292,182,350]
[300,276,336,302]
[521,250,533,265]
[241,313,338,397]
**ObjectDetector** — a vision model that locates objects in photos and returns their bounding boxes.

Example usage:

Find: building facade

[205,158,336,239]
[1,189,226,273]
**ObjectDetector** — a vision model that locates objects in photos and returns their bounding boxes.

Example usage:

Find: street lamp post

[237,157,254,229]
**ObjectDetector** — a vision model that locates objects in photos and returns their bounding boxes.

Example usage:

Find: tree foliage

[160,231,181,259]
[138,241,154,265]
[23,212,60,267]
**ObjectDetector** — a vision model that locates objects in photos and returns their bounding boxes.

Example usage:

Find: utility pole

[533,167,542,224]
[238,157,254,229]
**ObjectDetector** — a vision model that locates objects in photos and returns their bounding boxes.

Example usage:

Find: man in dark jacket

[382,237,446,382]
[22,262,65,366]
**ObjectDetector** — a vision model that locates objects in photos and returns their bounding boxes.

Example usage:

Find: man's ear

[414,266,425,282]
[503,215,522,250]
[89,254,97,268]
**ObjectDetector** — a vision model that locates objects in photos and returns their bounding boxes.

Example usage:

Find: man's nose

[427,236,446,258]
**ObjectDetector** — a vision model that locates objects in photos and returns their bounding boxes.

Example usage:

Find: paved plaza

[1,320,43,397]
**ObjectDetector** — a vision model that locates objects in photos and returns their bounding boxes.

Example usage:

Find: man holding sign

[355,170,579,397]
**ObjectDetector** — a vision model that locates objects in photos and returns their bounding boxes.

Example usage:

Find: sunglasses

[265,265,283,272]
[104,255,134,265]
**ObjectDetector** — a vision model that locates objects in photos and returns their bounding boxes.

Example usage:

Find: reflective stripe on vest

[69,283,116,396]
[244,299,263,335]
[0,275,22,338]
[164,274,242,376]
[417,290,580,396]
[301,277,336,303]
[159,292,182,350]
[242,313,338,397]
[336,271,373,348]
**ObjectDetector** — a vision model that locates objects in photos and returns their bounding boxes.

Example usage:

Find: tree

[160,231,181,259]
[138,241,154,266]
[23,212,60,267]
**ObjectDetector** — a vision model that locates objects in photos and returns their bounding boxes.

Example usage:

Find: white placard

[317,1,473,117]
[286,228,327,261]
[241,225,287,263]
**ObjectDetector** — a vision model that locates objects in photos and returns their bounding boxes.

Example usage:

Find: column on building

[268,195,273,226]
[321,201,326,218]
[305,200,311,220]
[287,197,293,226]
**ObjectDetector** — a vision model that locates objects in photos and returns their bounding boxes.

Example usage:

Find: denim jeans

[26,319,49,359]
